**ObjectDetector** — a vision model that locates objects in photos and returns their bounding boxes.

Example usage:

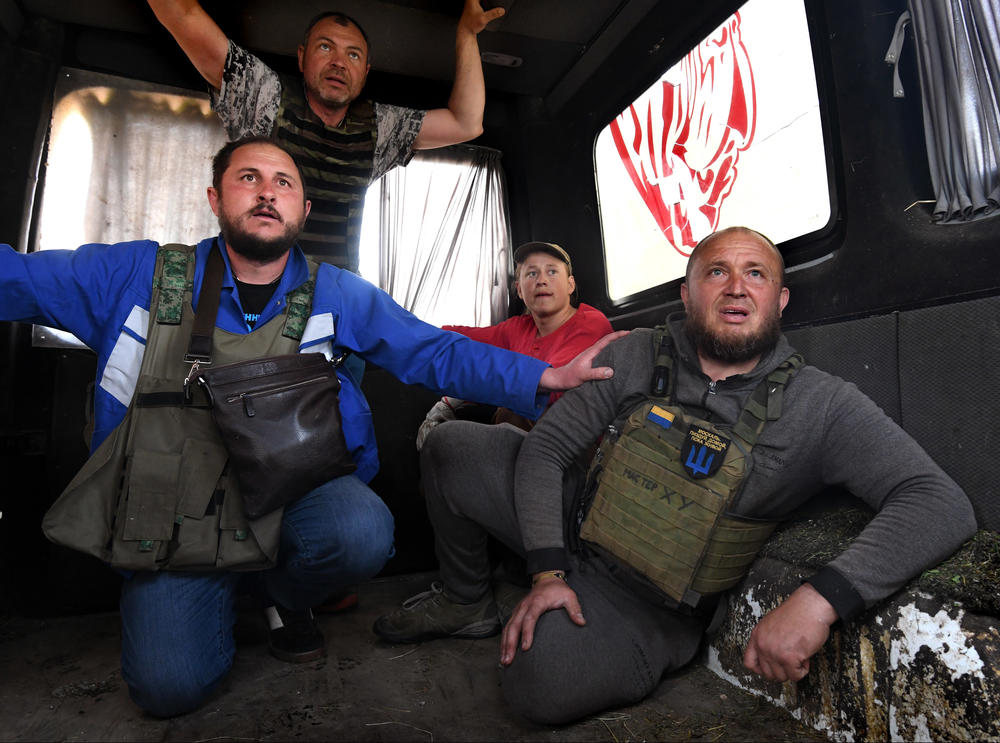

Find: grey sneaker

[373,581,500,643]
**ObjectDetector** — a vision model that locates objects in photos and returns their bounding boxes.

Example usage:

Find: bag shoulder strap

[155,243,322,355]
[185,246,225,363]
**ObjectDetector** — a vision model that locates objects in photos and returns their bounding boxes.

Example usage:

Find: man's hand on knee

[500,573,584,666]
[742,583,838,682]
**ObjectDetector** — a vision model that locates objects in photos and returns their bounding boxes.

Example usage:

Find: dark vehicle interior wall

[499,0,999,330]
[1,0,997,617]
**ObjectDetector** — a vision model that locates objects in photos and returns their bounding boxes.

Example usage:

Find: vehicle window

[594,0,831,302]
[37,68,226,254]
[32,68,227,348]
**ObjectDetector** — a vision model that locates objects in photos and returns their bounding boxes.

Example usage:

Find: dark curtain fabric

[886,1,1000,223]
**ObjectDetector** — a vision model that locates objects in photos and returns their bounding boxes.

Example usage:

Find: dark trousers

[420,421,706,724]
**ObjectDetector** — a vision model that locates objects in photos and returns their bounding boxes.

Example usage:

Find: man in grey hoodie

[373,226,976,724]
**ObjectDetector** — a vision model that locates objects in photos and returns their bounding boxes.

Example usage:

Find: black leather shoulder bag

[191,248,356,519]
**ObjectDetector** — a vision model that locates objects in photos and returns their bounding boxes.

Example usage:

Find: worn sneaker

[373,581,500,643]
[265,605,326,663]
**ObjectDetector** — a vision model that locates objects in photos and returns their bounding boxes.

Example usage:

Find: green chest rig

[578,328,803,609]
[43,244,320,572]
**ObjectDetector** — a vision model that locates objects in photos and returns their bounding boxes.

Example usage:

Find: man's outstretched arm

[414,0,505,149]
[147,0,228,89]
[538,331,627,392]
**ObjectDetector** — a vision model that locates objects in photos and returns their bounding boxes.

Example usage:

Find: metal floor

[0,571,825,742]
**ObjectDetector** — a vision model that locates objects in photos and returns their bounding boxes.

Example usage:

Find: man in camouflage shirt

[149,0,503,271]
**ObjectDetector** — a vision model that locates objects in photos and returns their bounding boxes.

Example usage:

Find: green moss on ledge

[916,529,1000,616]
[759,507,872,568]
[757,507,1000,616]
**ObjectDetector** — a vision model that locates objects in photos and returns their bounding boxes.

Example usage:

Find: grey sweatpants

[420,420,707,725]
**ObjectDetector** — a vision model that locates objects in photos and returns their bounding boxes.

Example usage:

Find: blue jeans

[119,474,394,718]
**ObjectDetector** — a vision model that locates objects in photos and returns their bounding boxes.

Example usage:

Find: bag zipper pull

[183,360,201,404]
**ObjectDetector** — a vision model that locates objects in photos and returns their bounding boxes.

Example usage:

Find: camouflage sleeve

[210,40,282,140]
[372,102,427,181]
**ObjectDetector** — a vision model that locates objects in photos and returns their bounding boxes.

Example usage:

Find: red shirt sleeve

[443,305,612,408]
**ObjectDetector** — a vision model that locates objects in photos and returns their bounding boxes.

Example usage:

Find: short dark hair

[302,12,371,61]
[211,136,306,200]
[685,226,785,286]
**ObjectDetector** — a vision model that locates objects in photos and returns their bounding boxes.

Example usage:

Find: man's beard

[311,83,352,109]
[218,207,303,263]
[684,305,782,364]
[306,70,356,110]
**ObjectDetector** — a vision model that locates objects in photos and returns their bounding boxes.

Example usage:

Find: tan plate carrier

[579,328,803,608]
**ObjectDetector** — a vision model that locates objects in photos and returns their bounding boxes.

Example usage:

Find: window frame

[592,0,843,313]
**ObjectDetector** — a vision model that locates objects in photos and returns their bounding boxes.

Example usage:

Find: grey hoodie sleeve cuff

[525,548,569,576]
[805,567,866,622]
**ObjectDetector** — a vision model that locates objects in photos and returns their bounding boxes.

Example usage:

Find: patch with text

[681,425,730,479]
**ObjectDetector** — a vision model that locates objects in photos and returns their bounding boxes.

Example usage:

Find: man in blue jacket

[0,136,619,718]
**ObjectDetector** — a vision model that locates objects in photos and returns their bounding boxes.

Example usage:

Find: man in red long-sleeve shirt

[417,242,613,445]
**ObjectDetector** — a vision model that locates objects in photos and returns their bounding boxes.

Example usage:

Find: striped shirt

[212,41,425,272]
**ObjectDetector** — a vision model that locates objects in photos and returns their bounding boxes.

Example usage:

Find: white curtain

[37,68,226,252]
[34,68,227,349]
[372,146,511,328]
[886,1,1000,223]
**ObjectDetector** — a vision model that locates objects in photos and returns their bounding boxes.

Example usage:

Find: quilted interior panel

[898,296,1000,532]
[785,313,901,424]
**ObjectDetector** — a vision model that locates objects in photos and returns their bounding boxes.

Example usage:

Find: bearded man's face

[209,142,309,264]
[681,230,789,365]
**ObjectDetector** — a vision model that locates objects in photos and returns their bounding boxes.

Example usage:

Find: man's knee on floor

[126,661,229,718]
[498,621,594,724]
[499,608,657,725]
[501,658,588,725]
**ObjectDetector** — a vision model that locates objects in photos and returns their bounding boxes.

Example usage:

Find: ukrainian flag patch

[647,405,675,429]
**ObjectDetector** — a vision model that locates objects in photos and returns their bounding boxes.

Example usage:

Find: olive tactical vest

[42,244,319,571]
[578,328,803,609]
[274,78,377,271]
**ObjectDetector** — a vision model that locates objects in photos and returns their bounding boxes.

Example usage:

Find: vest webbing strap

[650,327,803,448]
[153,245,194,325]
[283,279,315,341]
[152,244,317,342]
[731,353,804,445]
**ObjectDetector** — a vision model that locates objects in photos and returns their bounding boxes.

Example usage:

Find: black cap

[513,241,572,275]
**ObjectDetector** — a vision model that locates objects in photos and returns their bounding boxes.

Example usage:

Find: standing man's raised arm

[147,0,229,90]
[413,0,505,149]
